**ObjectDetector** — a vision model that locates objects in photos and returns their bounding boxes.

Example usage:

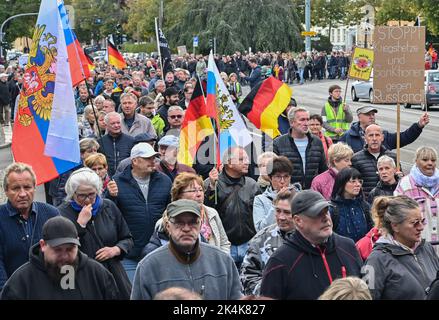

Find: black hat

[42,216,81,247]
[291,190,333,218]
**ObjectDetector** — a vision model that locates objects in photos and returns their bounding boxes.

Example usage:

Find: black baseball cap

[291,190,333,218]
[42,216,81,247]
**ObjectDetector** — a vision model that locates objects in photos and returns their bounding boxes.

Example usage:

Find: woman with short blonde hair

[311,142,353,200]
[318,277,371,300]
[141,172,230,257]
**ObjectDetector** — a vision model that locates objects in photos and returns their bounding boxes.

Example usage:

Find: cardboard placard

[373,26,425,104]
[349,47,374,81]
[177,45,187,56]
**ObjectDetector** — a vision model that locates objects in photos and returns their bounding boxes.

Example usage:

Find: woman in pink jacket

[394,146,439,245]
[311,142,354,200]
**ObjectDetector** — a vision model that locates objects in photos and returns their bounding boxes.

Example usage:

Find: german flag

[84,49,95,72]
[107,40,127,69]
[177,80,215,167]
[239,77,292,138]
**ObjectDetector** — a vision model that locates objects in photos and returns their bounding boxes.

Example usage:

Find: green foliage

[122,42,156,53]
[70,0,128,43]
[375,0,416,26]
[125,0,186,42]
[167,0,303,54]
[311,35,332,52]
[415,0,439,35]
[0,0,40,43]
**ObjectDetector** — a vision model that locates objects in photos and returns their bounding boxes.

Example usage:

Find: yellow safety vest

[324,101,350,137]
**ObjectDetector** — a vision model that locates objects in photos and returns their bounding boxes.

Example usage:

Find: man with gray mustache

[260,190,363,300]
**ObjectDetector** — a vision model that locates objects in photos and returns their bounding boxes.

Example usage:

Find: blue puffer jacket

[98,133,135,178]
[110,165,172,260]
[339,121,423,153]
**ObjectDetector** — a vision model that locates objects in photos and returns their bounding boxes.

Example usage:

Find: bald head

[365,124,382,135]
[365,124,384,153]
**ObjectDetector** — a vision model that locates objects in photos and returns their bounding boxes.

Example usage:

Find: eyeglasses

[408,218,426,227]
[275,207,292,215]
[272,175,291,181]
[182,188,204,194]
[75,192,97,201]
[169,218,200,229]
[169,115,183,119]
[347,179,363,185]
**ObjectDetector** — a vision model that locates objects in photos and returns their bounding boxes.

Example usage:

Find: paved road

[276,79,438,173]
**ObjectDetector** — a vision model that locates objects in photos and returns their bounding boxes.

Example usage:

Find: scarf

[410,164,439,193]
[70,195,102,217]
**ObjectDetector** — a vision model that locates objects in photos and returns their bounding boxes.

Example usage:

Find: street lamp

[305,0,311,53]
[0,12,38,59]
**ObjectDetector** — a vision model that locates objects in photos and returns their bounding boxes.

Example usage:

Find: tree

[415,0,439,35]
[0,0,40,44]
[375,0,416,26]
[125,0,186,42]
[70,0,128,43]
[312,0,347,38]
[167,0,303,54]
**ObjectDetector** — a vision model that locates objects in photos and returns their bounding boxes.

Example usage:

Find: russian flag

[58,2,90,86]
[12,0,80,185]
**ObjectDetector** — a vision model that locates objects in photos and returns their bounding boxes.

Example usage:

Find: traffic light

[209,38,213,49]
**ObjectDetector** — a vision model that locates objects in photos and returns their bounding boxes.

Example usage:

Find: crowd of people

[0,49,439,301]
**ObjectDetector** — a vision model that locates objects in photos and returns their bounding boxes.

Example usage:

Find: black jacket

[351,146,397,196]
[367,178,399,204]
[0,81,10,105]
[0,243,119,300]
[273,130,328,189]
[260,231,363,300]
[204,171,261,245]
[98,133,135,177]
[59,199,134,299]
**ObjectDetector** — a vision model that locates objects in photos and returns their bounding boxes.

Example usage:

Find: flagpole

[197,75,218,205]
[155,17,164,80]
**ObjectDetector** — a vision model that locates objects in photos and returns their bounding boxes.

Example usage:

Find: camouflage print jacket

[240,224,293,296]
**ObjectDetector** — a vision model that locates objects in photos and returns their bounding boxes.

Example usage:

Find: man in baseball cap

[42,216,81,248]
[339,103,429,153]
[1,216,120,299]
[156,135,195,181]
[131,198,242,300]
[261,190,362,300]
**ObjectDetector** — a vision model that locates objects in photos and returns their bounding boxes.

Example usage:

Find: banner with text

[373,26,425,104]
[348,47,374,81]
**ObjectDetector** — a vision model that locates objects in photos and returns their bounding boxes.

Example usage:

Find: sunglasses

[169,115,183,119]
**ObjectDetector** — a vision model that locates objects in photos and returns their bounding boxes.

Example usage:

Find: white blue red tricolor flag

[207,51,252,162]
[12,0,82,184]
